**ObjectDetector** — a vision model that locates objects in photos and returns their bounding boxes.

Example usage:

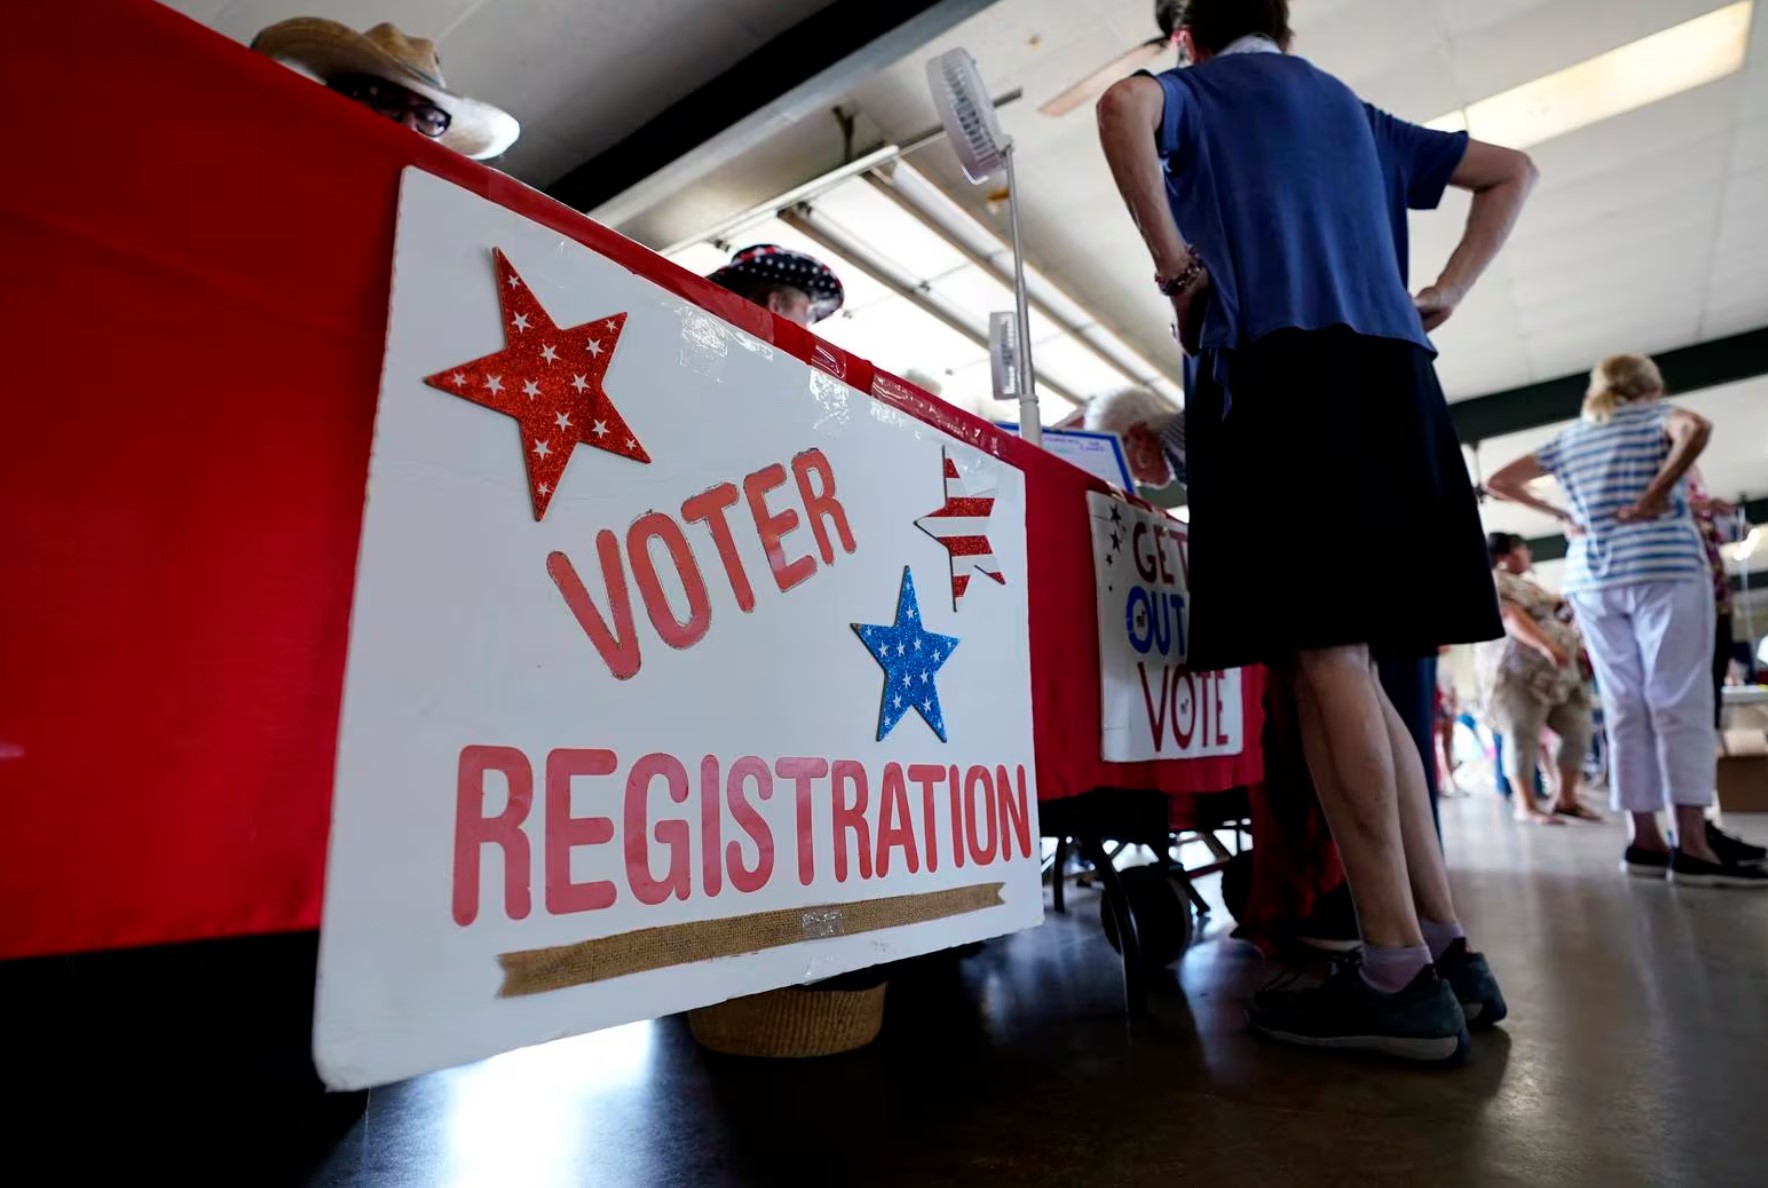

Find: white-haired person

[1487,353,1766,887]
[1084,387,1186,488]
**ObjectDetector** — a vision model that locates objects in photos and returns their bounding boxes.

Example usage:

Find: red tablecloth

[0,0,1262,960]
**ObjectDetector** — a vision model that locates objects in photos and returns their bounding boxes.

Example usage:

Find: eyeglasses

[327,73,452,140]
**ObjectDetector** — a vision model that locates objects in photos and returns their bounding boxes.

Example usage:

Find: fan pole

[1004,145,1040,446]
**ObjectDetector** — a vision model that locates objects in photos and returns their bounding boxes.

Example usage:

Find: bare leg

[1631,807,1719,861]
[1287,645,1423,949]
[1674,805,1720,863]
[1552,758,1596,819]
[1376,678,1458,927]
[1504,713,1561,825]
[1629,811,1668,851]
[1435,717,1464,796]
[1545,702,1599,820]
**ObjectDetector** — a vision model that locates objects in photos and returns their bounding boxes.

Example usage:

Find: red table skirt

[0,0,1262,959]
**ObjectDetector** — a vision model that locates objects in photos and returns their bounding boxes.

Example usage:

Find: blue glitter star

[852,566,960,742]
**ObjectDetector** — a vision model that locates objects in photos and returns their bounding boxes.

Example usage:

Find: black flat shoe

[1707,821,1768,866]
[1669,849,1768,889]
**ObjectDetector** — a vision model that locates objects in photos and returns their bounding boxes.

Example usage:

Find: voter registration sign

[314,169,1043,1090]
[1087,491,1243,763]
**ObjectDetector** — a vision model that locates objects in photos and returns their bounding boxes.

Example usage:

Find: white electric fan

[926,49,1040,445]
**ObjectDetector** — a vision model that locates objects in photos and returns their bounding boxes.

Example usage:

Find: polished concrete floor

[281,800,1768,1187]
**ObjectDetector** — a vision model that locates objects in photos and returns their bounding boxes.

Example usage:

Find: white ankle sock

[1419,919,1465,961]
[1359,943,1430,994]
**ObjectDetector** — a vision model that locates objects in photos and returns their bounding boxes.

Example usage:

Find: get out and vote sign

[314,169,1042,1090]
[1087,491,1243,763]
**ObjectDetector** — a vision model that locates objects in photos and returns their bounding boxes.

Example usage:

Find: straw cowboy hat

[252,19,519,159]
[707,245,846,323]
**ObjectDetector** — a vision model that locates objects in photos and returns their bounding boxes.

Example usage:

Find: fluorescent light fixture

[664,162,1187,421]
[875,164,1185,404]
[1427,2,1753,148]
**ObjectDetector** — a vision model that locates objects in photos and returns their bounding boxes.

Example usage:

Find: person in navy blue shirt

[1099,0,1537,1063]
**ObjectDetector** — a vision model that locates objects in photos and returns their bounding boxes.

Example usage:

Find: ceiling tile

[156,0,231,21]
[1289,0,1448,87]
[1706,253,1768,299]
[1523,308,1703,381]
[1720,160,1768,213]
[443,0,768,160]
[1509,132,1730,246]
[1445,0,1725,102]
[722,0,835,41]
[1510,225,1714,310]
[1520,282,1709,348]
[1354,46,1465,123]
[1727,115,1768,173]
[1520,75,1742,189]
[1506,198,1717,285]
[1701,295,1768,339]
[1427,0,1557,38]
[1438,353,1537,402]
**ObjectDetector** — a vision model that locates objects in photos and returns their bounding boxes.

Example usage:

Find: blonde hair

[1583,353,1664,423]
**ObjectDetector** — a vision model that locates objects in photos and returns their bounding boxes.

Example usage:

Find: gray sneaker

[1249,961,1469,1064]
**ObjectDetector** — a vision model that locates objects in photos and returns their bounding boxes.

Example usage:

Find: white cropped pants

[1569,580,1715,814]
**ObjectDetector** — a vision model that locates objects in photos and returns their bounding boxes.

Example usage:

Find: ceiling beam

[1450,325,1768,445]
[546,0,1001,220]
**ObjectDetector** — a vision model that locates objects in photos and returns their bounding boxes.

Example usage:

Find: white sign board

[995,423,1135,491]
[315,169,1042,1090]
[1087,491,1243,762]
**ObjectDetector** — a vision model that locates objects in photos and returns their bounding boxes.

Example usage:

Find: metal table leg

[1080,831,1146,1016]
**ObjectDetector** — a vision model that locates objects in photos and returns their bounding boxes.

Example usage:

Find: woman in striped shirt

[1488,354,1765,887]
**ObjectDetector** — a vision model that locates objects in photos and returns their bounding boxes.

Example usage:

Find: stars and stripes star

[914,448,1004,610]
[852,567,959,742]
[422,248,649,520]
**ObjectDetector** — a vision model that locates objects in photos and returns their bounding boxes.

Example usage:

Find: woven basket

[687,984,887,1058]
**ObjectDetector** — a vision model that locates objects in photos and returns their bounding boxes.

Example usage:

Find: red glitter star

[424,248,650,520]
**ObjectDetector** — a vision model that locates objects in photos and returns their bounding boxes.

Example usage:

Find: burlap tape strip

[496,881,1005,998]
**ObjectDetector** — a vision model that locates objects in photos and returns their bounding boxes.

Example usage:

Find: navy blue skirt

[1183,327,1501,671]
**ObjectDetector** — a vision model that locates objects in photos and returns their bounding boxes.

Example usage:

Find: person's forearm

[1098,81,1191,276]
[1486,475,1573,526]
[1501,608,1557,658]
[1642,422,1711,504]
[1435,172,1534,297]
